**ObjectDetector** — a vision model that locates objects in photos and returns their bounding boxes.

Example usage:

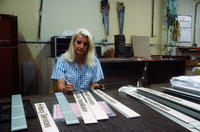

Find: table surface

[0,84,193,132]
[99,57,184,63]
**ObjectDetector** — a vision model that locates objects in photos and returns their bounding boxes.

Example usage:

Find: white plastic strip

[11,94,27,131]
[55,92,79,125]
[138,87,200,112]
[125,91,200,131]
[162,87,200,100]
[93,89,140,118]
[82,91,109,120]
[35,103,59,132]
[73,93,97,124]
[172,84,200,96]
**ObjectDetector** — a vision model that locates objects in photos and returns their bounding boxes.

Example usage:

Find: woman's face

[74,34,89,57]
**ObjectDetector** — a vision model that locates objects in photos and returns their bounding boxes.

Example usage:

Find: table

[99,58,185,86]
[45,57,185,95]
[0,84,191,132]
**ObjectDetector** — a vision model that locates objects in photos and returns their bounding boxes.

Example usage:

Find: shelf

[178,47,200,52]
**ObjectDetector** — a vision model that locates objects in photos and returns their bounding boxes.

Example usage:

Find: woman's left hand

[91,82,104,90]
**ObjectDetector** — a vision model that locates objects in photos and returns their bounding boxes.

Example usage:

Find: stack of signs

[93,89,140,118]
[82,91,109,120]
[137,87,200,119]
[73,92,98,124]
[119,86,200,132]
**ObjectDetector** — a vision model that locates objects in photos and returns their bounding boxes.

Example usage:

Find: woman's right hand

[63,82,76,93]
[62,87,76,93]
[57,79,76,93]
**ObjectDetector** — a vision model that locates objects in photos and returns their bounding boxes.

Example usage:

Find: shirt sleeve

[92,58,104,82]
[51,57,66,80]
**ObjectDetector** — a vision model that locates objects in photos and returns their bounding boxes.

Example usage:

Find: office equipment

[11,94,27,131]
[82,91,109,120]
[35,103,59,132]
[51,36,71,58]
[73,92,97,124]
[93,89,140,118]
[0,14,19,98]
[55,92,79,125]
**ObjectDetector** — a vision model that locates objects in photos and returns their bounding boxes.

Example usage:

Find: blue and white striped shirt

[51,56,104,91]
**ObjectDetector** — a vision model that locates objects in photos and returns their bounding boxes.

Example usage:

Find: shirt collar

[73,62,87,72]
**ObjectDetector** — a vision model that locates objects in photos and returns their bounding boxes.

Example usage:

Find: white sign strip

[93,89,140,118]
[35,103,59,132]
[172,84,200,96]
[138,87,200,112]
[73,93,97,124]
[82,91,109,120]
[125,91,200,131]
[55,92,80,125]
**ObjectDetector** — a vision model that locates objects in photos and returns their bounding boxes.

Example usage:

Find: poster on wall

[178,15,192,43]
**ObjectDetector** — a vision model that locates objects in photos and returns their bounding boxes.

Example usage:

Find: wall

[0,0,199,94]
[41,0,161,45]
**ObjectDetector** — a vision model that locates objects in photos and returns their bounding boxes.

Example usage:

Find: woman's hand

[91,82,104,90]
[62,87,76,93]
[57,79,76,93]
[63,82,76,93]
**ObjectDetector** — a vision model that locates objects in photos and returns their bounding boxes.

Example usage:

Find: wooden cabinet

[0,14,19,98]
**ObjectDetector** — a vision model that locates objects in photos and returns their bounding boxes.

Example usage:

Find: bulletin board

[177,15,192,43]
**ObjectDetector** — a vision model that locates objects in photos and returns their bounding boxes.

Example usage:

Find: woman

[51,28,104,93]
